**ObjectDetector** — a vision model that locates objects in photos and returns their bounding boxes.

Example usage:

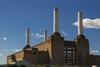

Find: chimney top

[54,8,58,11]
[23,28,30,49]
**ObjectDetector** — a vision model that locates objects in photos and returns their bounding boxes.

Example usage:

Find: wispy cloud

[73,18,100,29]
[0,54,3,56]
[10,49,22,52]
[32,33,44,38]
[3,49,22,52]
[14,49,22,52]
[62,31,68,36]
[90,50,99,53]
[0,32,8,41]
[3,37,7,40]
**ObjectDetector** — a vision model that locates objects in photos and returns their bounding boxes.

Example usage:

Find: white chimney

[53,8,59,33]
[92,65,97,67]
[78,11,83,35]
[44,30,47,42]
[26,28,30,46]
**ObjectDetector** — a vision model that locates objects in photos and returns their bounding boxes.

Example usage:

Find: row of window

[65,47,76,50]
[65,51,76,53]
[64,47,78,65]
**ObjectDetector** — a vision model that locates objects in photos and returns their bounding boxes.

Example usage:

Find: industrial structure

[7,8,100,66]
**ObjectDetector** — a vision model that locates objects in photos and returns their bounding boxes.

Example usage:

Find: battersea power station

[7,8,100,66]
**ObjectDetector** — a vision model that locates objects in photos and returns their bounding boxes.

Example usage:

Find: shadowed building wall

[33,32,65,64]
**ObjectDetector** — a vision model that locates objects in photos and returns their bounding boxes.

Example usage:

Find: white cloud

[36,33,44,37]
[73,18,100,29]
[62,31,68,36]
[3,37,7,40]
[32,33,44,38]
[0,32,8,41]
[90,50,99,53]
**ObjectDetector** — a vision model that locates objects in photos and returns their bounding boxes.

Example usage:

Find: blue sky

[0,0,100,64]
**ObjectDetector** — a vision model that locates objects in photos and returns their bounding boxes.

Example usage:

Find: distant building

[7,8,100,66]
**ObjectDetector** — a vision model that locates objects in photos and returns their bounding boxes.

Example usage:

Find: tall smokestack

[78,11,83,35]
[44,30,47,42]
[26,28,30,46]
[53,8,59,33]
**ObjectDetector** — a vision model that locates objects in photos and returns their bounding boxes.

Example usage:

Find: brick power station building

[7,8,100,66]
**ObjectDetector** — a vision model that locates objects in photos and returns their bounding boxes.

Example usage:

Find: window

[11,55,16,62]
[68,51,72,53]
[67,48,72,50]
[33,51,36,55]
[73,51,75,53]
